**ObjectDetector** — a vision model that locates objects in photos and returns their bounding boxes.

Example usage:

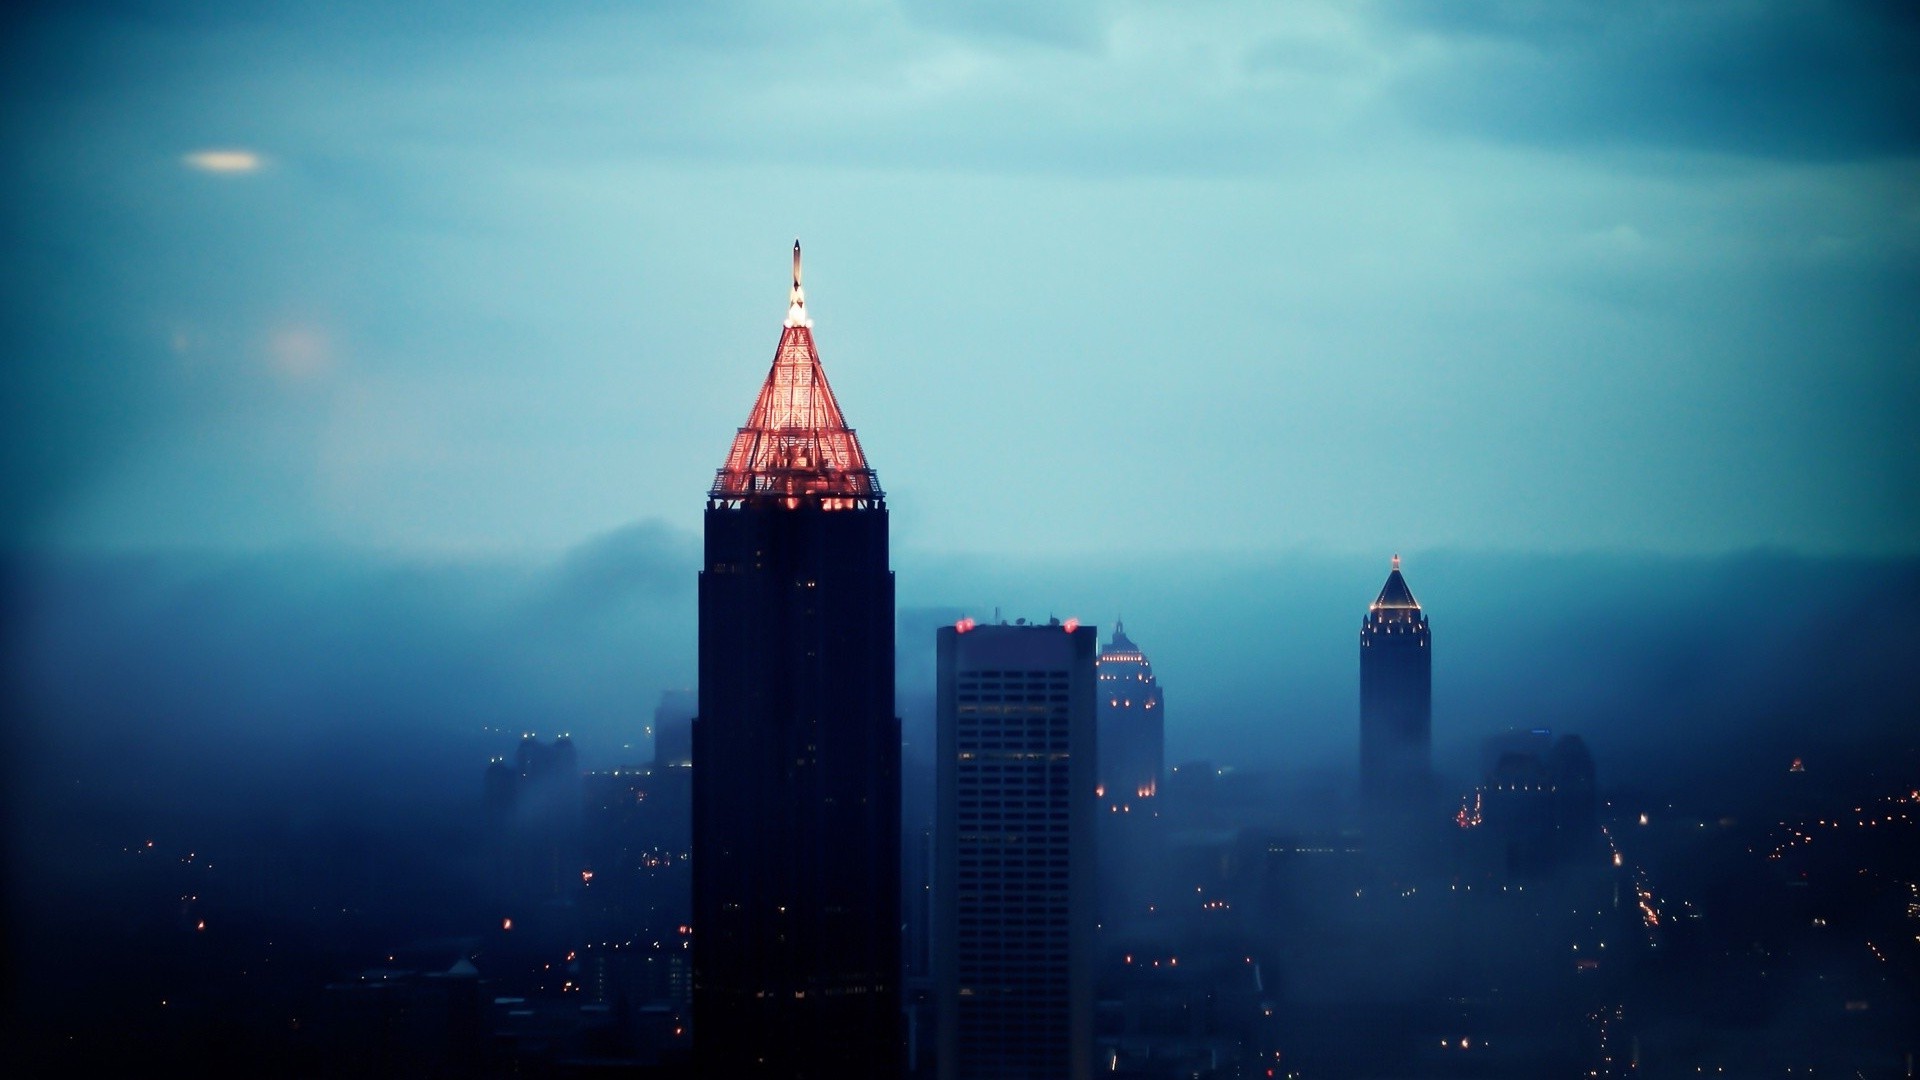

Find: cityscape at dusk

[4,3,1917,1077]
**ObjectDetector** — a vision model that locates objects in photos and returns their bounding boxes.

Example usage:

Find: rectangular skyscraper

[935,620,1096,1080]
[1359,555,1432,811]
[693,244,902,1077]
[1095,622,1165,923]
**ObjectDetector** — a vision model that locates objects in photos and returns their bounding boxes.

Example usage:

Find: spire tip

[785,239,810,328]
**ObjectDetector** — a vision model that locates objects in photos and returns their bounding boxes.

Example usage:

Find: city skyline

[3,6,1918,1073]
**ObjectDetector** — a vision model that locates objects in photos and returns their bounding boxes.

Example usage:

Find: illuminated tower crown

[1366,554,1426,626]
[708,241,883,509]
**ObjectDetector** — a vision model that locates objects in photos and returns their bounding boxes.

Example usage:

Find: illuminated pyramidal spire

[708,240,882,510]
[693,242,901,1077]
[1371,553,1421,614]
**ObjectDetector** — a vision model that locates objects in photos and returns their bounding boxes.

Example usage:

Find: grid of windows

[952,668,1074,1068]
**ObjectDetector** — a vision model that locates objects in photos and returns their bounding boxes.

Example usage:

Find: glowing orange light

[709,243,881,508]
[956,617,976,633]
[1063,617,1079,633]
[502,918,513,931]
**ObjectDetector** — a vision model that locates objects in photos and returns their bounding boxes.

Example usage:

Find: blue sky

[4,0,1916,559]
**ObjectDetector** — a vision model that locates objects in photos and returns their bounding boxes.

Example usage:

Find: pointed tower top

[786,239,809,328]
[1101,619,1147,663]
[1371,555,1422,613]
[710,243,881,509]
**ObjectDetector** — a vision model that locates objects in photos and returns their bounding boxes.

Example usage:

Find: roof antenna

[1392,553,1401,572]
[785,239,810,328]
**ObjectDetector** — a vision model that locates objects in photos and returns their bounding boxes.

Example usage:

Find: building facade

[1359,555,1432,809]
[1096,621,1163,814]
[692,243,901,1077]
[1094,622,1164,923]
[935,619,1096,1080]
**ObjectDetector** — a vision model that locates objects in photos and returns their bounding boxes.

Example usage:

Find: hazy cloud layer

[3,2,1914,558]
[8,532,1911,814]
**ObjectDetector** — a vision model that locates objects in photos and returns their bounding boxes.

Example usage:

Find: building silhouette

[935,619,1097,1080]
[1473,729,1599,873]
[1096,621,1163,814]
[1095,621,1165,923]
[481,734,584,911]
[1359,555,1432,811]
[691,243,901,1077]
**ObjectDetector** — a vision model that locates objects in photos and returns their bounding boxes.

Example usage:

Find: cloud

[1380,0,1920,160]
[2,2,1913,560]
[8,540,1913,840]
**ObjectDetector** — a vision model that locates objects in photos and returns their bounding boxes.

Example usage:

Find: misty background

[10,535,1915,882]
[3,2,1917,1067]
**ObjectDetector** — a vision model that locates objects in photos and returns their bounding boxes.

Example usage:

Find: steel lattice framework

[708,242,883,509]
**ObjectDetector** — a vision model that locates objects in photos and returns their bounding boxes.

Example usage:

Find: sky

[3,0,1916,561]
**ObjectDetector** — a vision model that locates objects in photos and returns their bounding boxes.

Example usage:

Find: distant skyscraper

[1096,621,1163,814]
[1095,622,1164,923]
[481,735,584,952]
[1359,555,1432,808]
[1471,729,1599,873]
[692,243,901,1077]
[936,619,1096,1080]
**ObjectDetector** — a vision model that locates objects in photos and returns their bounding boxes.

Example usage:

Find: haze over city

[4,3,1917,1077]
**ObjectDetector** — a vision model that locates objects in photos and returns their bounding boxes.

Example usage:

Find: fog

[9,530,1913,825]
[6,528,1916,1072]
[2,532,1903,887]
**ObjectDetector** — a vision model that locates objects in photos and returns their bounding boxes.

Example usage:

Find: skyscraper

[692,243,901,1077]
[1095,621,1163,815]
[1095,622,1164,923]
[1359,555,1432,809]
[935,619,1096,1080]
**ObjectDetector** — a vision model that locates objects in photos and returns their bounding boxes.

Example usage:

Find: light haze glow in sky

[4,1,1916,558]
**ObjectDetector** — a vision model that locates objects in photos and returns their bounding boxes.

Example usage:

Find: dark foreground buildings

[1359,555,1432,813]
[692,243,902,1077]
[936,619,1097,1080]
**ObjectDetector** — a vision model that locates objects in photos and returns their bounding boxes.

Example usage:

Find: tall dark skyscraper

[936,619,1096,1080]
[1359,555,1432,808]
[692,243,901,1077]
[1095,622,1164,923]
[1096,621,1163,815]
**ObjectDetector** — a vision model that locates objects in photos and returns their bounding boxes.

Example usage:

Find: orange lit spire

[710,241,882,508]
[1371,554,1422,614]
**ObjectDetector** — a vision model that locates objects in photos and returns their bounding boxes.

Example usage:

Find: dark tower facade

[1095,621,1163,814]
[1359,555,1431,808]
[1095,622,1164,923]
[693,243,901,1077]
[936,619,1097,1080]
